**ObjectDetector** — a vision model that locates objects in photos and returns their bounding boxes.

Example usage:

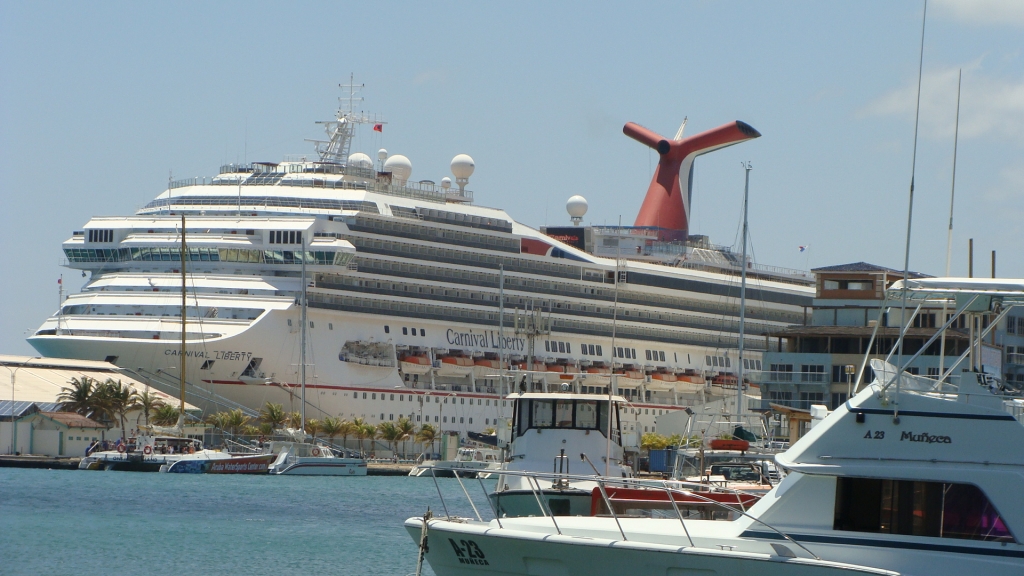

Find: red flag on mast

[373,124,383,132]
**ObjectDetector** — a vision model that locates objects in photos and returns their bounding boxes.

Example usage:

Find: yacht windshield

[517,398,616,438]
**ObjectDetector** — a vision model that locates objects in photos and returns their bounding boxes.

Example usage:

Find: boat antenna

[937,69,961,386]
[179,214,187,435]
[738,162,751,419]
[893,0,928,422]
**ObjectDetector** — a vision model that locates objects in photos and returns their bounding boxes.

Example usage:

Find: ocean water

[0,468,493,575]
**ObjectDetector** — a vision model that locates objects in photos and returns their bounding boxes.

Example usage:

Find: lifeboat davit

[399,355,432,375]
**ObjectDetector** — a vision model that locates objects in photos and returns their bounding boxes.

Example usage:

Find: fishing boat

[405,278,1024,576]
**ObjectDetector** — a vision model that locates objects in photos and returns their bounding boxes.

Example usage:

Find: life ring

[117,444,126,453]
[311,447,321,457]
[143,445,153,455]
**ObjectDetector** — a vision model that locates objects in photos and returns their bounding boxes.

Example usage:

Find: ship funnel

[625,120,760,240]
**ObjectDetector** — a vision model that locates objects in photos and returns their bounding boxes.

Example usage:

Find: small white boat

[266,441,367,476]
[79,435,216,472]
[409,447,502,479]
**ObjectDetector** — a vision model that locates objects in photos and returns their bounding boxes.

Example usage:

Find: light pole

[844,365,856,403]
[4,357,39,455]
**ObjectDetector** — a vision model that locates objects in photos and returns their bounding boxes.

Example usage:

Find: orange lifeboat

[399,355,432,375]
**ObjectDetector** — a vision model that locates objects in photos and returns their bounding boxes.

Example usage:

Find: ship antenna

[937,69,961,389]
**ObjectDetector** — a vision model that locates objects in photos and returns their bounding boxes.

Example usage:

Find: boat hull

[404,517,897,576]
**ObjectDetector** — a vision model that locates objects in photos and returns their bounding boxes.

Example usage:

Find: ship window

[460,417,464,423]
[724,357,730,367]
[329,323,333,330]
[372,393,376,400]
[596,345,602,356]
[530,400,554,428]
[545,341,550,352]
[659,351,666,362]
[402,327,408,335]
[420,329,425,336]
[712,356,720,367]
[384,325,390,333]
[390,394,394,401]
[558,342,565,353]
[200,360,214,370]
[834,477,1014,542]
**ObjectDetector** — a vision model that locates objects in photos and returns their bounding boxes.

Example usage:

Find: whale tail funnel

[625,120,760,240]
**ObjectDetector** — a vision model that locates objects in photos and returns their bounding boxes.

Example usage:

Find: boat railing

[420,465,820,561]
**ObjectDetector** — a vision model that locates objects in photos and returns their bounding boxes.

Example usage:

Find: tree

[99,379,138,441]
[305,418,322,442]
[320,417,344,447]
[396,417,416,458]
[338,419,357,449]
[378,422,401,457]
[134,391,165,428]
[241,425,261,437]
[287,411,303,430]
[640,432,670,452]
[152,405,181,426]
[357,423,378,455]
[223,409,251,436]
[415,424,438,456]
[259,402,287,430]
[258,422,275,436]
[57,376,102,419]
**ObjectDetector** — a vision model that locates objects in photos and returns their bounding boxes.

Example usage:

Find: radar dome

[566,195,588,225]
[383,154,412,182]
[441,177,452,189]
[377,149,388,162]
[450,154,475,179]
[348,152,373,169]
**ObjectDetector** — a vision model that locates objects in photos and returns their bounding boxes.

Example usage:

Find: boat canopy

[888,277,1024,304]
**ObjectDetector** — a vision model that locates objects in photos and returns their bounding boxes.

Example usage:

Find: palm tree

[357,423,378,455]
[287,411,303,430]
[338,419,357,450]
[416,423,438,457]
[320,417,344,447]
[152,404,180,426]
[305,418,322,442]
[205,411,229,431]
[378,422,401,457]
[223,409,251,436]
[258,422,275,436]
[396,417,415,458]
[259,402,287,430]
[100,379,138,441]
[241,424,261,438]
[134,390,165,428]
[57,376,101,419]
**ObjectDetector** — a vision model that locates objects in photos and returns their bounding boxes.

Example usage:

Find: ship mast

[737,163,751,418]
[179,214,187,434]
[300,231,308,432]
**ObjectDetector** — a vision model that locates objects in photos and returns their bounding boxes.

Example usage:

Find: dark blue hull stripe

[846,406,1016,422]
[740,530,1024,559]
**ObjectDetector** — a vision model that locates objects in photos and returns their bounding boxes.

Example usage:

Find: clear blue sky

[1,1,1022,355]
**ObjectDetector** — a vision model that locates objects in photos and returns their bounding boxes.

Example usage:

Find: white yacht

[404,278,1024,575]
[27,81,813,438]
[266,441,367,476]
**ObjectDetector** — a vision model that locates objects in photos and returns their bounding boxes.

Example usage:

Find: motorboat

[490,392,635,518]
[406,356,1024,574]
[266,441,367,476]
[408,446,502,479]
[407,271,1024,576]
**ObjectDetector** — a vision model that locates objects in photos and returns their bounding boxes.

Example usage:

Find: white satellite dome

[566,195,588,225]
[348,152,373,169]
[377,148,388,162]
[383,154,412,181]
[441,177,452,189]
[450,154,475,179]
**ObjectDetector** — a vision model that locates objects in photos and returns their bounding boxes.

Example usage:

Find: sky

[1,0,1022,356]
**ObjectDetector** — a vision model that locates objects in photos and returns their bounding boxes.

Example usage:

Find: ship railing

[419,466,820,561]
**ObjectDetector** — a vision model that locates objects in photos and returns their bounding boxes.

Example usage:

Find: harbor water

[0,467,491,575]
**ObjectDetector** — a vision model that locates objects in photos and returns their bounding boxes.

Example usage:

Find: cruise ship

[28,83,813,438]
